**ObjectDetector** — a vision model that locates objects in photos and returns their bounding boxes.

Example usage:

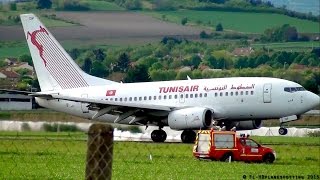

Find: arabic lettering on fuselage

[203,84,255,91]
[204,85,228,92]
[159,85,199,93]
[231,84,255,90]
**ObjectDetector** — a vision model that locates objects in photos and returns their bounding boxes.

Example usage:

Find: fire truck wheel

[221,153,233,162]
[181,130,196,143]
[151,129,167,142]
[263,153,275,163]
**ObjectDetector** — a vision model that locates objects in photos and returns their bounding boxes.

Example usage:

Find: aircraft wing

[51,94,173,111]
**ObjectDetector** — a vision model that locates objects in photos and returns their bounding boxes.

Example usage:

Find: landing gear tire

[278,127,288,135]
[151,129,167,142]
[181,130,196,143]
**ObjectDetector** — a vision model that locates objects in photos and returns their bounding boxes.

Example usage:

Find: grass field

[252,41,320,51]
[0,131,319,179]
[148,10,319,33]
[81,0,124,11]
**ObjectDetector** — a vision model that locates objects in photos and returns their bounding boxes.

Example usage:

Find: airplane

[12,13,320,143]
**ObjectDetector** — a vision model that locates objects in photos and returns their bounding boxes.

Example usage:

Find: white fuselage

[36,77,319,126]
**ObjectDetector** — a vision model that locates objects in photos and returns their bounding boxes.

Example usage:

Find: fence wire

[0,127,319,180]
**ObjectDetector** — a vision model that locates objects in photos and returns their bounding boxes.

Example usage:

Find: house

[4,57,19,66]
[232,47,254,56]
[0,70,20,81]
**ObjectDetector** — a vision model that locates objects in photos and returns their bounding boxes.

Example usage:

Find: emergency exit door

[263,84,272,103]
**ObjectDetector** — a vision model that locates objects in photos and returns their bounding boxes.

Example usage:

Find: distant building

[232,47,254,56]
[0,94,33,110]
[0,70,20,81]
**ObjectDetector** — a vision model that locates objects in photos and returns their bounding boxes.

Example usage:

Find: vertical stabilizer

[20,13,117,92]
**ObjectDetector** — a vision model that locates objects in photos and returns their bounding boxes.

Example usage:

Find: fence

[0,124,319,179]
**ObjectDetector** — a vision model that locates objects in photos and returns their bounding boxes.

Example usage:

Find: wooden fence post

[85,123,113,180]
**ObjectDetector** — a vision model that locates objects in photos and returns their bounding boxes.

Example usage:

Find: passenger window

[195,94,198,98]
[129,97,132,101]
[190,94,193,98]
[199,93,202,98]
[164,95,167,99]
[154,96,156,100]
[186,94,188,98]
[134,97,137,101]
[115,98,118,101]
[149,96,152,100]
[225,92,228,96]
[240,91,243,95]
[204,93,207,97]
[245,91,248,95]
[120,98,122,102]
[174,95,178,99]
[158,95,161,100]
[215,93,218,97]
[110,98,113,101]
[180,94,183,98]
[220,92,223,96]
[235,92,238,96]
[251,91,254,95]
[231,92,233,96]
[124,97,127,101]
[144,96,147,100]
[139,97,142,101]
[105,98,108,101]
[169,95,172,99]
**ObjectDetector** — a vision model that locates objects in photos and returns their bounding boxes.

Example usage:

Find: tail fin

[20,13,117,91]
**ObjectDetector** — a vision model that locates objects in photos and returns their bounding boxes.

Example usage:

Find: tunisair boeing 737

[14,14,319,143]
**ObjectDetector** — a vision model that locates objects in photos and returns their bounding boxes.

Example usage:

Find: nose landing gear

[278,127,288,135]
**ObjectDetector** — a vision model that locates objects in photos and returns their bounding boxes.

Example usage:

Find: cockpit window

[284,87,306,93]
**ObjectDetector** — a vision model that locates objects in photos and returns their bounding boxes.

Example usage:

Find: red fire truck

[193,129,276,163]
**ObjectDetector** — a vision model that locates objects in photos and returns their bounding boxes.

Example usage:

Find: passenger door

[263,84,272,103]
[242,139,262,161]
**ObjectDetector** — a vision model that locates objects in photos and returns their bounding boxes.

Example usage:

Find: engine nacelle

[236,120,262,130]
[168,107,212,130]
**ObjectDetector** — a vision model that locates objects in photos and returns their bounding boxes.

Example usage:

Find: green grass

[81,0,124,11]
[252,41,320,51]
[0,131,319,179]
[147,10,319,33]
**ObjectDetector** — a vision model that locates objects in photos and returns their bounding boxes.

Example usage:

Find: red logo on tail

[27,26,48,66]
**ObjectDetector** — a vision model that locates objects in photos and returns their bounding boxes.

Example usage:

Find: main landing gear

[151,129,167,142]
[181,130,196,143]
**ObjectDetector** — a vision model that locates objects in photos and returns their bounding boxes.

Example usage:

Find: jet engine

[233,120,262,130]
[167,107,212,130]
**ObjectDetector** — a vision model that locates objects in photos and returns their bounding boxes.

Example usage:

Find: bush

[42,123,81,132]
[58,0,90,11]
[181,17,188,25]
[21,123,31,131]
[199,31,209,39]
[307,131,320,137]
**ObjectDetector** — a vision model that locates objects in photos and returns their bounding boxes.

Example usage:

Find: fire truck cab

[193,129,276,163]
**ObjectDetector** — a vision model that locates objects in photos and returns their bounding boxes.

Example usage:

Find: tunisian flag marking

[106,90,116,96]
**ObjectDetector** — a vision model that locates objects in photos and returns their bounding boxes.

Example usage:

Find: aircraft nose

[308,92,320,109]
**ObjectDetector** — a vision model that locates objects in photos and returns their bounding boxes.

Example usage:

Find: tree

[125,65,150,83]
[181,17,188,25]
[19,54,33,66]
[199,31,209,39]
[82,57,92,74]
[69,48,80,60]
[9,3,17,11]
[190,55,202,68]
[91,61,108,78]
[216,23,223,31]
[115,53,130,72]
[37,0,52,9]
[93,49,106,61]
